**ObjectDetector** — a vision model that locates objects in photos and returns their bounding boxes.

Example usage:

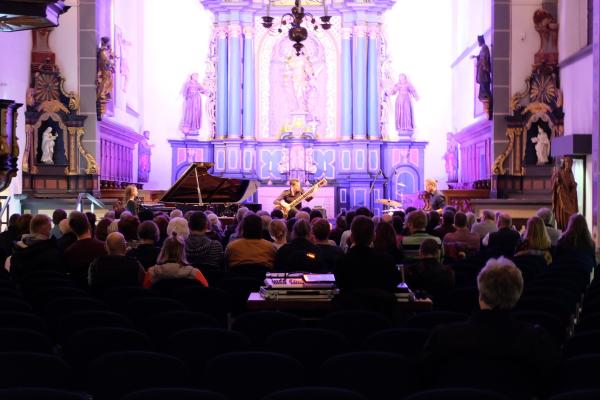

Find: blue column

[228,24,242,138]
[367,26,380,139]
[352,25,367,139]
[341,27,353,140]
[242,26,255,140]
[216,26,228,139]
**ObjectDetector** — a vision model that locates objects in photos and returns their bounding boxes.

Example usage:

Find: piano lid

[159,162,260,204]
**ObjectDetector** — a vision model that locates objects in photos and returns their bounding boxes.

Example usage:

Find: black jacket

[487,227,520,257]
[334,245,400,293]
[88,255,145,294]
[274,238,323,273]
[10,236,64,281]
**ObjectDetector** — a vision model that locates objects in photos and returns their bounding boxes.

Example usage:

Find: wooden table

[247,292,433,312]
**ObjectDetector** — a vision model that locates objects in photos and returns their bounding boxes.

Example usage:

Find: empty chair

[0,298,32,313]
[262,387,368,400]
[144,311,220,342]
[318,310,391,346]
[55,310,134,341]
[548,390,600,400]
[103,286,158,311]
[172,287,231,323]
[125,297,186,325]
[64,327,153,369]
[320,351,418,400]
[405,311,468,331]
[436,287,479,314]
[44,297,109,321]
[515,296,573,324]
[0,311,47,333]
[563,331,600,359]
[231,263,269,280]
[0,352,72,389]
[512,311,566,344]
[522,287,579,310]
[0,280,17,291]
[266,328,349,372]
[166,328,251,377]
[204,351,304,400]
[151,279,204,298]
[0,329,53,353]
[403,388,510,400]
[216,276,263,315]
[87,351,190,400]
[121,388,227,400]
[29,287,89,308]
[0,288,22,298]
[363,328,430,357]
[232,311,303,346]
[0,388,89,400]
[553,355,600,394]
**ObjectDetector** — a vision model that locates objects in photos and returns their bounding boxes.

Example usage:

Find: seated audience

[144,232,208,288]
[443,211,480,258]
[118,214,140,243]
[295,210,310,222]
[270,208,284,219]
[373,221,404,264]
[85,212,97,238]
[64,211,107,284]
[260,214,273,242]
[401,210,442,261]
[405,239,454,300]
[169,209,183,219]
[465,211,476,231]
[225,214,276,269]
[88,232,145,294]
[8,214,63,280]
[268,219,287,250]
[185,211,224,270]
[433,209,456,240]
[426,211,441,235]
[153,214,169,246]
[274,219,322,272]
[95,217,112,242]
[167,217,190,240]
[285,217,297,241]
[56,219,77,253]
[471,209,498,239]
[340,208,372,252]
[515,216,552,265]
[334,216,400,293]
[16,213,33,239]
[0,213,20,265]
[126,221,161,270]
[483,213,520,257]
[50,209,67,239]
[555,213,596,273]
[536,207,561,246]
[206,212,223,241]
[223,206,249,245]
[313,219,344,273]
[137,208,155,223]
[421,257,560,399]
[309,209,323,221]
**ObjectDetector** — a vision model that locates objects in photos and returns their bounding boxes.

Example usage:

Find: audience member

[64,211,107,284]
[153,214,169,246]
[169,209,183,219]
[8,214,62,279]
[392,215,404,244]
[225,214,276,269]
[137,208,155,223]
[16,213,33,239]
[274,219,322,272]
[88,232,145,294]
[185,211,224,270]
[483,213,520,257]
[167,217,190,240]
[421,257,560,399]
[401,210,442,260]
[465,212,476,231]
[295,211,310,222]
[223,206,249,245]
[285,217,297,242]
[405,239,454,300]
[287,208,298,219]
[309,209,323,221]
[268,219,287,250]
[56,219,77,253]
[118,214,140,243]
[443,211,480,258]
[536,208,561,246]
[50,209,67,239]
[95,218,112,242]
[144,232,208,288]
[206,212,223,241]
[471,209,498,239]
[515,216,552,265]
[373,221,404,264]
[270,208,284,219]
[555,213,596,273]
[312,219,343,273]
[260,214,273,242]
[426,211,441,235]
[433,209,456,240]
[340,207,372,252]
[126,221,161,270]
[334,216,400,293]
[0,213,20,264]
[85,212,97,238]
[329,214,346,246]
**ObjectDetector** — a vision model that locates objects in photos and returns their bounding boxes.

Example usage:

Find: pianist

[273,179,313,213]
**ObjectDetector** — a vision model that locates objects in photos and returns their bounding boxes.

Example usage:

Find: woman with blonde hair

[555,214,595,273]
[144,232,208,288]
[515,216,552,265]
[124,184,139,215]
[269,219,288,250]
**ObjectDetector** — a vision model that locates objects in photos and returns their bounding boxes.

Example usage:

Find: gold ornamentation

[492,128,516,175]
[34,72,60,102]
[38,99,69,114]
[523,102,552,116]
[96,37,115,121]
[77,129,98,175]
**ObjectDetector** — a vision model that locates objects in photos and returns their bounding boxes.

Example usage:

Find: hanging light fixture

[0,0,69,32]
[262,0,331,56]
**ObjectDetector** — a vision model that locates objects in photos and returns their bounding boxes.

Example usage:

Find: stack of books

[260,273,339,300]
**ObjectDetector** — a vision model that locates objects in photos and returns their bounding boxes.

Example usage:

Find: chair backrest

[0,311,47,333]
[56,310,134,341]
[405,311,468,331]
[263,386,368,400]
[0,328,53,353]
[0,352,73,389]
[172,286,231,323]
[125,297,187,324]
[547,389,600,400]
[318,310,391,346]
[363,328,430,357]
[144,311,220,341]
[554,355,600,394]
[44,297,109,321]
[563,330,600,359]
[511,310,565,345]
[151,279,204,297]
[121,388,227,400]
[404,388,510,400]
[232,311,304,346]
[0,388,89,400]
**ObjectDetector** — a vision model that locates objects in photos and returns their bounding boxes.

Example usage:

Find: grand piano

[146,162,261,216]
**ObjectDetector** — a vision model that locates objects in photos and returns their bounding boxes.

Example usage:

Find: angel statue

[283,54,318,115]
[40,127,58,164]
[531,125,550,165]
[181,73,209,136]
[387,74,419,134]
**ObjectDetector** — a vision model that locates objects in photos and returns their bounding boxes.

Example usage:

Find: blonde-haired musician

[424,178,446,212]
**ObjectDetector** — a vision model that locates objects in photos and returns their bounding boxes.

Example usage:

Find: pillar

[367,25,380,140]
[216,26,228,139]
[341,27,353,140]
[242,26,255,140]
[593,0,600,247]
[228,23,242,139]
[352,24,368,139]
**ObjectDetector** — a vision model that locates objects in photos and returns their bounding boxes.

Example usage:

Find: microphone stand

[369,169,382,210]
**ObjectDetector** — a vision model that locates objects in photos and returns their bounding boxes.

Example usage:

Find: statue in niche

[471,35,492,118]
[40,127,58,164]
[138,130,154,183]
[531,125,550,165]
[96,37,115,119]
[443,132,459,183]
[283,54,317,115]
[181,73,209,136]
[552,156,578,230]
[387,73,419,134]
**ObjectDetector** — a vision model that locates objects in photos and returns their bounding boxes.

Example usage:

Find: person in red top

[64,211,107,285]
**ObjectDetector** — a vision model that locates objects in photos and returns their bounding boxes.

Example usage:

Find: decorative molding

[229,24,242,37]
[367,26,379,39]
[215,26,228,40]
[243,26,255,38]
[340,27,352,40]
[353,25,367,38]
[98,119,144,148]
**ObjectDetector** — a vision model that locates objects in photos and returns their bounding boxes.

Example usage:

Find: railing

[75,193,105,213]
[0,196,10,230]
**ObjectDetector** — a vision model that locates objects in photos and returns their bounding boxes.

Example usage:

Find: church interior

[0,0,599,398]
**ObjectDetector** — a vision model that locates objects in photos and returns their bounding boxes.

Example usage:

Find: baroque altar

[168,0,428,215]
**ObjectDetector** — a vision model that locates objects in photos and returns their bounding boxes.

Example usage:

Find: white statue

[40,127,58,164]
[283,54,317,114]
[531,125,550,165]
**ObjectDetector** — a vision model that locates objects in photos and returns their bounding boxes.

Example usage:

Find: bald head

[105,232,127,256]
[58,219,72,235]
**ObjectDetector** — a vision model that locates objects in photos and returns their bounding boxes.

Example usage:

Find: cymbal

[376,199,402,207]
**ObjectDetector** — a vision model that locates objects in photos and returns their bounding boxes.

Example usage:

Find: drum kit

[375,198,403,214]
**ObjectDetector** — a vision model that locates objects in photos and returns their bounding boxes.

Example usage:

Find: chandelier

[262,0,331,56]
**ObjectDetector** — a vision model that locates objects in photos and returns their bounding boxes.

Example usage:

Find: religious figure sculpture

[533,9,559,65]
[40,127,58,164]
[443,132,459,183]
[387,74,419,135]
[531,125,550,165]
[137,130,154,183]
[96,37,115,120]
[181,73,209,136]
[283,54,317,114]
[472,35,492,118]
[551,156,578,230]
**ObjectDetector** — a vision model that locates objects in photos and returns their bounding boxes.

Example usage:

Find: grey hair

[536,208,553,225]
[477,257,523,310]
